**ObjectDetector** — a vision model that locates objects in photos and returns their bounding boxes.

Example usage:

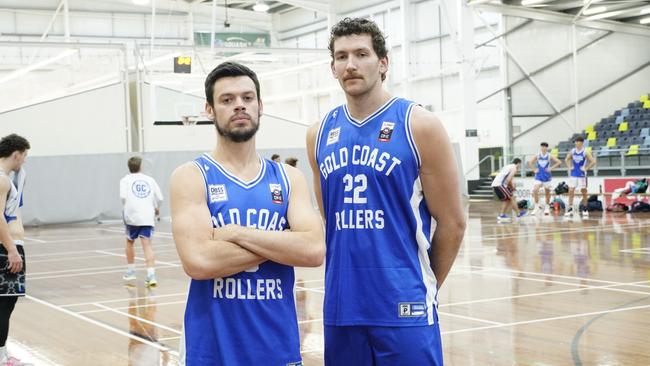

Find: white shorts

[568,176,588,189]
[533,180,553,190]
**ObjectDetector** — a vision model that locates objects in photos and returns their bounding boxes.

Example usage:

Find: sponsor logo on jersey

[398,302,427,318]
[326,127,341,145]
[286,362,303,366]
[270,184,283,204]
[209,184,228,203]
[378,121,395,142]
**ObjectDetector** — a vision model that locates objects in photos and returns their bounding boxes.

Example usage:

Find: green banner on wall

[194,32,270,48]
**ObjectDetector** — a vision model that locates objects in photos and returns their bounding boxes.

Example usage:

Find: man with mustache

[306,18,465,365]
[171,62,325,365]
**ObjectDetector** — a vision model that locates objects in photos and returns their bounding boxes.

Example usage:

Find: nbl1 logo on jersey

[270,184,283,204]
[132,180,151,198]
[209,184,228,203]
[378,121,395,142]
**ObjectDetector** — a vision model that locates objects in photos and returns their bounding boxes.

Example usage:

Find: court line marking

[78,300,187,314]
[465,222,650,241]
[23,237,47,243]
[442,303,650,335]
[95,250,181,267]
[92,303,182,335]
[470,271,650,296]
[158,336,181,341]
[437,311,504,325]
[440,279,650,308]
[29,263,181,281]
[100,228,173,237]
[27,235,127,244]
[460,265,650,289]
[295,285,324,294]
[26,244,176,259]
[25,294,179,358]
[28,249,180,264]
[299,318,323,325]
[61,292,188,308]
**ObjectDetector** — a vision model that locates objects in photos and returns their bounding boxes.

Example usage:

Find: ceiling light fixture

[640,17,650,24]
[252,1,270,12]
[583,6,607,15]
[521,0,546,6]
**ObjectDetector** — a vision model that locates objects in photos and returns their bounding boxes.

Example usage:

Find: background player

[528,142,561,215]
[491,158,526,222]
[564,137,596,218]
[120,156,163,287]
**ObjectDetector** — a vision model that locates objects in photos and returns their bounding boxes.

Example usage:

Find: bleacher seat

[641,95,649,103]
[618,122,628,131]
[607,137,617,147]
[641,128,650,137]
[615,116,624,123]
[627,145,639,156]
[550,147,559,157]
[587,131,597,140]
[644,136,650,146]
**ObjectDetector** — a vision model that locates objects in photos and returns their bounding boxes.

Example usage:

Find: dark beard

[215,116,260,143]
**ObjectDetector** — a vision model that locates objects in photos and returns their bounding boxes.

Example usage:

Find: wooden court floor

[9,201,650,365]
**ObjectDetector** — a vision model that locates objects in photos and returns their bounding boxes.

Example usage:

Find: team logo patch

[270,184,283,204]
[131,180,151,198]
[398,302,427,318]
[378,121,395,142]
[326,127,341,146]
[208,184,228,203]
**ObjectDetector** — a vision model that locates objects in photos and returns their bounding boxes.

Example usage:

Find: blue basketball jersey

[535,152,551,182]
[314,97,438,327]
[181,154,302,366]
[570,148,586,177]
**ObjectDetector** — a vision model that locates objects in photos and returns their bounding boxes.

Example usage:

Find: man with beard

[170,62,324,366]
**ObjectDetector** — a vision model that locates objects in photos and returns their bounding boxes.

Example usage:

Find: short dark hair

[540,142,548,147]
[128,156,142,173]
[0,134,30,158]
[204,62,261,107]
[271,154,280,161]
[284,157,298,167]
[574,136,584,142]
[512,158,522,165]
[328,17,388,81]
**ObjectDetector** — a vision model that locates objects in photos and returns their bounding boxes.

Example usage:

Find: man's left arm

[214,165,325,268]
[411,106,466,289]
[585,151,597,171]
[550,155,562,171]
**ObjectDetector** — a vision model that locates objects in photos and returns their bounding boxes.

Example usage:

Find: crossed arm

[170,163,324,280]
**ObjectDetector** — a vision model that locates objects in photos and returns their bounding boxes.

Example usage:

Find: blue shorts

[324,323,443,366]
[125,225,153,241]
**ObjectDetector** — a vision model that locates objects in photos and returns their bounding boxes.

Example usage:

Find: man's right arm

[306,123,325,219]
[170,163,266,280]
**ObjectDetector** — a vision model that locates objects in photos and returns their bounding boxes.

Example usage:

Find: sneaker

[122,269,136,281]
[530,206,539,215]
[4,357,33,366]
[497,214,511,223]
[145,274,157,288]
[543,206,551,216]
[564,207,574,217]
[581,210,589,218]
[517,210,528,218]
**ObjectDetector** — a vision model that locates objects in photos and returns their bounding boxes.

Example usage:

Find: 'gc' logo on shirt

[132,180,151,198]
